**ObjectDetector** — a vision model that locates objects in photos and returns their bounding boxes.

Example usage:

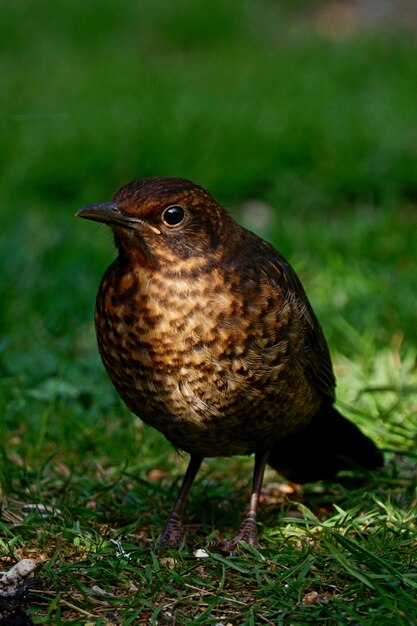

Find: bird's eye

[162,205,185,227]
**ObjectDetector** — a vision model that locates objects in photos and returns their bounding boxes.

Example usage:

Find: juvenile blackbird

[77,177,383,549]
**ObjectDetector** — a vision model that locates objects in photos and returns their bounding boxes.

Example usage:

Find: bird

[76,177,383,550]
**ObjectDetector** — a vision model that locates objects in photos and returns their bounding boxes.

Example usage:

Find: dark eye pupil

[163,205,185,226]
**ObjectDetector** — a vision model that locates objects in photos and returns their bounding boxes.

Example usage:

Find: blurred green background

[1,0,416,464]
[1,5,416,620]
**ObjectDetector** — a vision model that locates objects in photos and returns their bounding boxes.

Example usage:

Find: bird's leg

[208,450,269,552]
[157,455,202,548]
[229,450,269,549]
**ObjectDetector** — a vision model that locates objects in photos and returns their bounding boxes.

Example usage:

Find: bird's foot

[206,512,260,553]
[156,512,187,549]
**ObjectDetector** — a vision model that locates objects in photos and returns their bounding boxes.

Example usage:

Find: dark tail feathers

[268,404,383,483]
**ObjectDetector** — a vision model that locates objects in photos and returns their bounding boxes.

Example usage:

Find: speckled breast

[94,256,321,457]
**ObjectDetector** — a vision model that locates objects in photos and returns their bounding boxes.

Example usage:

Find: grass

[1,1,417,623]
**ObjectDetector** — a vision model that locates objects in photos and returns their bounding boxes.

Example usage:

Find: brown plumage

[77,177,382,549]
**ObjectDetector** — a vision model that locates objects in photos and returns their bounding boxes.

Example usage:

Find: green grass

[1,1,417,623]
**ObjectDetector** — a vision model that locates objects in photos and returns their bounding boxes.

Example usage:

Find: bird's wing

[276,255,336,400]
[245,236,336,401]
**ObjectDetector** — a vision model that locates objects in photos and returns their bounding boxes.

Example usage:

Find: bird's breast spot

[116,322,127,335]
[177,379,193,398]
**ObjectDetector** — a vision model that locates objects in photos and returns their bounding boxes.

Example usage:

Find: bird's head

[76,177,229,265]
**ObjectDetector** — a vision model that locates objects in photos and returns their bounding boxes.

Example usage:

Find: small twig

[183,583,250,606]
[257,612,277,625]
[29,589,95,618]
[58,598,95,618]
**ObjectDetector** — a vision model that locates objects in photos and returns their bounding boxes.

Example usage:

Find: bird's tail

[267,403,383,483]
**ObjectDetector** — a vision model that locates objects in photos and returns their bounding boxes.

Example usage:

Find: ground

[1,2,417,624]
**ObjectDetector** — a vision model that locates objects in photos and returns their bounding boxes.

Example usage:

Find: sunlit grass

[1,1,417,623]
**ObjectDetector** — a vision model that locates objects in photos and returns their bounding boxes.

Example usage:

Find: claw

[206,512,260,553]
[156,512,186,548]
[233,511,260,548]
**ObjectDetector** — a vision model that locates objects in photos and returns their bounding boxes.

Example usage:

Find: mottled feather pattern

[95,245,322,457]
[77,177,382,548]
